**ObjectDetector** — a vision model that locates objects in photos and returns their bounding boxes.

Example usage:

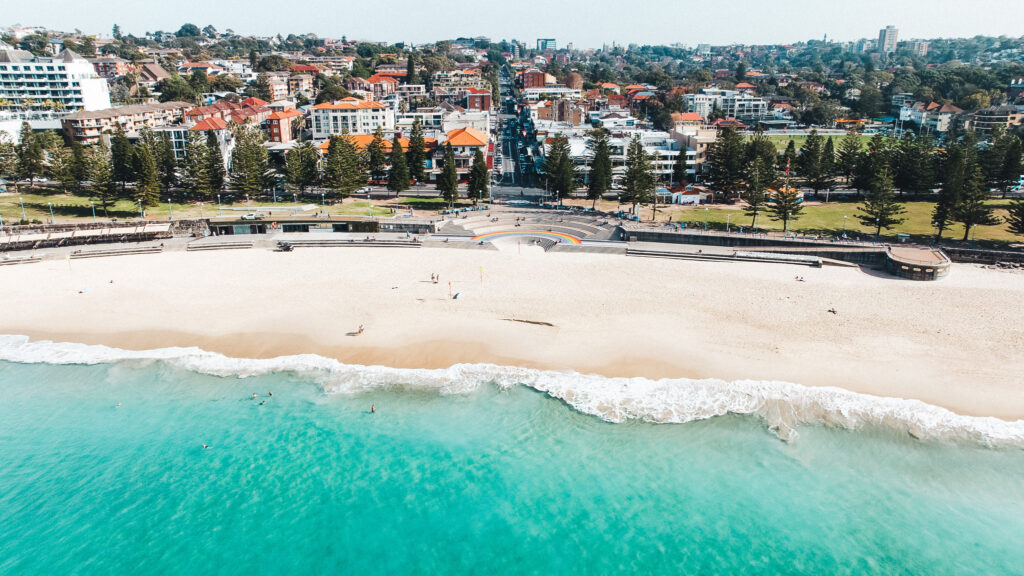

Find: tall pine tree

[134,142,162,208]
[206,132,226,194]
[406,117,426,183]
[467,148,488,205]
[621,134,655,215]
[437,143,459,208]
[110,123,135,193]
[707,126,745,202]
[952,164,1000,241]
[587,128,612,209]
[744,156,774,229]
[365,126,387,183]
[387,135,410,196]
[88,144,117,217]
[857,167,906,237]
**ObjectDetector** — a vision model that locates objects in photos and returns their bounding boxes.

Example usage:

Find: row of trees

[706,126,1024,239]
[541,129,666,214]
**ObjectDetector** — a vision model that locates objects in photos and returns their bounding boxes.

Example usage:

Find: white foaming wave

[0,334,1021,446]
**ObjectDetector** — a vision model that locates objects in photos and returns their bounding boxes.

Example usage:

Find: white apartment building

[684,89,767,121]
[521,86,582,101]
[397,108,445,132]
[537,122,692,186]
[0,43,111,117]
[310,97,395,139]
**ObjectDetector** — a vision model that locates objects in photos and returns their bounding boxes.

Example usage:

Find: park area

[2,184,1021,247]
[559,197,1023,246]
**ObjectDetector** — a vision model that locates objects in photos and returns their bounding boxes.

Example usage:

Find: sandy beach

[0,246,1022,420]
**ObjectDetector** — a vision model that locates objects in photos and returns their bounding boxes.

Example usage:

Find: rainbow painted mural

[471,230,582,244]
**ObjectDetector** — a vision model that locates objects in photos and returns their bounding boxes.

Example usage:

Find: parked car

[241,212,265,220]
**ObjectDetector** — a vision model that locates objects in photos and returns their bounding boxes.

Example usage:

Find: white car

[241,212,265,220]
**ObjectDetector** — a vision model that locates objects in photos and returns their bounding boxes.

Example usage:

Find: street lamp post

[293,194,297,215]
[138,199,143,219]
[245,194,250,213]
[704,207,708,232]
[969,224,977,249]
[48,202,55,224]
[321,193,325,217]
[218,194,222,216]
[842,215,847,239]
[726,213,731,234]
[91,201,96,223]
[19,196,26,221]
[875,217,879,243]
[168,199,173,221]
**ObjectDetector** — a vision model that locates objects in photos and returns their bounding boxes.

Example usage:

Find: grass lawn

[753,133,874,151]
[0,187,393,223]
[657,200,1022,245]
[397,195,485,211]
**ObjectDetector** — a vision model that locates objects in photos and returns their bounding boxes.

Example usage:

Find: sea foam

[0,334,1021,446]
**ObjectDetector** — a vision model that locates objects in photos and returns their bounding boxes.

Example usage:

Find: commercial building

[684,89,768,122]
[878,26,899,55]
[0,43,111,117]
[310,97,395,138]
[521,86,582,101]
[61,101,192,144]
[536,38,557,51]
[430,69,487,91]
[964,105,1024,135]
[536,123,692,186]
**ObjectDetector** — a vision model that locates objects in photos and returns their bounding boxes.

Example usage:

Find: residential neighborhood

[2,22,1024,241]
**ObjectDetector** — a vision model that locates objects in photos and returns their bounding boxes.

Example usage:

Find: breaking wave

[0,334,1021,446]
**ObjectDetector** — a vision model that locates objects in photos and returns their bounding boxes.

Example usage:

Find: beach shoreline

[1,247,1022,420]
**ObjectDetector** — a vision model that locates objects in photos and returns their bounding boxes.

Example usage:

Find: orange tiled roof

[317,135,438,153]
[268,109,303,121]
[366,73,399,84]
[312,97,388,110]
[671,112,704,122]
[191,117,228,131]
[444,127,487,147]
[240,97,269,108]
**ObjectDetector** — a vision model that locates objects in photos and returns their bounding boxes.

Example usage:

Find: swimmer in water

[371,404,376,414]
[251,393,258,399]
[268,391,273,397]
[202,444,210,449]
[259,401,266,406]
[116,402,121,408]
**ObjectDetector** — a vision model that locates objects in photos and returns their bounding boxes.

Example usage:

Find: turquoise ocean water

[1,349,1023,574]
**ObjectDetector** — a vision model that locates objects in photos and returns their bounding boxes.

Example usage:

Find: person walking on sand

[358,324,364,335]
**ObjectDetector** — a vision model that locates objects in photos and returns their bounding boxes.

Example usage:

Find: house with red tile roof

[239,97,269,108]
[191,116,229,131]
[670,112,705,127]
[436,127,491,178]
